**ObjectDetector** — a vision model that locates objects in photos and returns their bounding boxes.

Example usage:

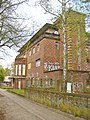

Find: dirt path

[0,94,5,120]
[0,89,85,120]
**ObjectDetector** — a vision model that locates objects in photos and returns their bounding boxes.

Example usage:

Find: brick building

[14,11,90,92]
[14,58,27,89]
[14,23,61,89]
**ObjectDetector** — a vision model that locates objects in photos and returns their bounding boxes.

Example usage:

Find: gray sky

[0,0,53,68]
[0,0,90,68]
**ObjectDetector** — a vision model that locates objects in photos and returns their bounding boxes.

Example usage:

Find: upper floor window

[15,65,18,75]
[37,44,40,52]
[54,31,59,35]
[87,58,90,63]
[22,64,25,75]
[55,42,59,49]
[36,59,40,67]
[28,63,31,69]
[19,65,21,75]
[33,47,35,54]
[23,54,26,58]
[29,50,31,56]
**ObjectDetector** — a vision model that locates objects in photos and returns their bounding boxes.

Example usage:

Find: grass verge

[7,89,25,97]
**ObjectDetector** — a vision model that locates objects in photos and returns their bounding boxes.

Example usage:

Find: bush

[60,103,90,119]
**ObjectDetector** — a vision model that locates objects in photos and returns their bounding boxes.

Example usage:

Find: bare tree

[39,0,72,92]
[0,0,36,57]
[39,0,90,92]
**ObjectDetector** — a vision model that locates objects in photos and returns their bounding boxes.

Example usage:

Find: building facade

[14,11,90,92]
[14,24,62,89]
[14,58,27,89]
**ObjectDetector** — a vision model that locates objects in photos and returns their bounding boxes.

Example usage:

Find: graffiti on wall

[44,62,60,72]
[73,82,83,93]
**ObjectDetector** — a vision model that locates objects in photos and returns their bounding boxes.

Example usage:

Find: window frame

[18,64,21,75]
[36,58,40,67]
[55,41,59,49]
[22,64,26,76]
[28,63,31,69]
[29,50,31,56]
[15,65,18,75]
[33,47,35,54]
[37,44,40,52]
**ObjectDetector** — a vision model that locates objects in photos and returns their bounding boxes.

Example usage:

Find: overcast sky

[0,0,90,68]
[0,0,54,68]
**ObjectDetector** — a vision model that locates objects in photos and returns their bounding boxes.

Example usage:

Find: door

[67,82,72,93]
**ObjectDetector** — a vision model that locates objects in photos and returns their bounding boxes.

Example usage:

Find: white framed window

[33,47,35,54]
[15,65,18,75]
[19,65,21,75]
[36,59,40,67]
[22,64,25,75]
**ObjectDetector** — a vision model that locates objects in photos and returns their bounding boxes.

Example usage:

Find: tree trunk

[62,0,67,92]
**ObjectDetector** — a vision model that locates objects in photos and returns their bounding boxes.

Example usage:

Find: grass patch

[8,89,25,96]
[0,86,13,89]
[60,103,90,119]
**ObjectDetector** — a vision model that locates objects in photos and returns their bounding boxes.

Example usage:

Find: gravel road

[0,89,85,120]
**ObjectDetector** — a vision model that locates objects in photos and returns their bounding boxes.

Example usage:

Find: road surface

[0,89,85,120]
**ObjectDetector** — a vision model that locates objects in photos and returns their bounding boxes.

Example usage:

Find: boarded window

[28,63,31,69]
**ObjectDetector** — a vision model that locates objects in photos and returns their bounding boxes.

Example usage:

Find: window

[22,64,25,75]
[36,59,40,67]
[54,31,59,35]
[19,65,21,75]
[37,44,40,52]
[55,42,59,49]
[87,74,90,82]
[28,63,31,69]
[31,78,35,85]
[15,65,18,75]
[29,50,31,56]
[87,59,90,63]
[33,47,35,54]
[23,54,26,58]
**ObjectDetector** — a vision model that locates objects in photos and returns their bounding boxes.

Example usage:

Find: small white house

[3,76,13,86]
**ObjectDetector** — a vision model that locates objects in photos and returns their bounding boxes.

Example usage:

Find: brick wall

[27,35,60,80]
